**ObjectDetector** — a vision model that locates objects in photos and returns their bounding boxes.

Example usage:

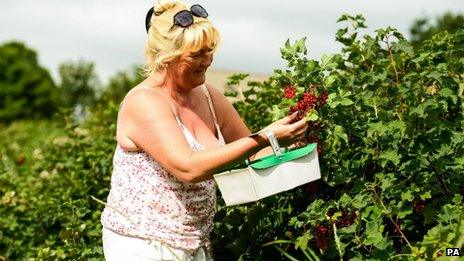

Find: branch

[386,35,400,84]
[426,157,451,194]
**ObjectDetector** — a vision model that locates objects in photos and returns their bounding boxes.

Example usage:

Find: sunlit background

[1,0,463,83]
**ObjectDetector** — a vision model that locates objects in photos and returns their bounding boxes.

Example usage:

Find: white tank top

[100,84,225,255]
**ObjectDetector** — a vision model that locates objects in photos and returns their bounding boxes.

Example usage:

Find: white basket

[214,132,321,206]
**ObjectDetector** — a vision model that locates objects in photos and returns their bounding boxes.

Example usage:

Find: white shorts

[102,227,214,261]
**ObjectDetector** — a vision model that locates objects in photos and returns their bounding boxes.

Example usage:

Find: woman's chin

[192,74,206,85]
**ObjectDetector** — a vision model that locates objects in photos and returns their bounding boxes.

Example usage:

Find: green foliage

[410,12,464,49]
[0,106,117,259]
[216,14,464,260]
[97,65,144,105]
[224,76,282,133]
[0,62,140,259]
[0,41,59,123]
[58,59,100,109]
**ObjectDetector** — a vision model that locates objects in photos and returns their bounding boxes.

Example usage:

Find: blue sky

[1,0,463,83]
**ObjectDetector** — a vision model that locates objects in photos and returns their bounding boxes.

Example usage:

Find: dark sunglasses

[145,4,208,33]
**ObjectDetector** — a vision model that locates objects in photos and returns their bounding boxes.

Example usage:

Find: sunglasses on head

[145,4,208,33]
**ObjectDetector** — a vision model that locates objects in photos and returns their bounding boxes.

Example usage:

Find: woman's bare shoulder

[120,87,174,121]
[116,85,177,150]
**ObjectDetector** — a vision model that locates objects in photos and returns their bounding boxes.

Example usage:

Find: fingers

[281,112,298,124]
[294,124,307,136]
[291,116,308,129]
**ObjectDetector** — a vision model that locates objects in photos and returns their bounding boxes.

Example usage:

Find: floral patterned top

[101,85,226,256]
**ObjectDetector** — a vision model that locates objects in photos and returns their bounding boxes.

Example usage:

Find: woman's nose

[201,53,213,67]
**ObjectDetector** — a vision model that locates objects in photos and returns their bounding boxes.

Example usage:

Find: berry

[297,100,308,111]
[308,134,319,143]
[302,92,318,109]
[318,91,329,107]
[288,105,299,114]
[309,121,322,130]
[315,224,330,236]
[305,181,319,194]
[413,200,426,213]
[17,154,26,165]
[313,224,332,252]
[288,106,305,122]
[283,85,297,99]
[335,210,357,228]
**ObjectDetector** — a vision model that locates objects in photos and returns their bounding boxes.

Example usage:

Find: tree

[97,65,144,105]
[58,59,99,109]
[0,41,59,123]
[410,12,464,49]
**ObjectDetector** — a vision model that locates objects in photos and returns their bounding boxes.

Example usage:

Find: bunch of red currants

[283,84,328,154]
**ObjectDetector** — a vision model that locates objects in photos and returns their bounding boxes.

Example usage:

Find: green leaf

[379,150,401,167]
[437,204,462,224]
[420,191,432,200]
[352,194,372,209]
[271,105,285,121]
[439,87,458,104]
[428,71,443,84]
[395,40,414,57]
[296,87,305,93]
[339,193,352,207]
[295,233,311,250]
[334,125,348,143]
[306,110,319,121]
[323,75,337,87]
[295,37,307,54]
[380,173,396,191]
[364,220,386,248]
[401,190,413,202]
[397,207,413,218]
[340,98,354,106]
[452,194,463,205]
[363,205,384,220]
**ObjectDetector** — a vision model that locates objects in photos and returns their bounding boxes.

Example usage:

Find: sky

[1,0,463,84]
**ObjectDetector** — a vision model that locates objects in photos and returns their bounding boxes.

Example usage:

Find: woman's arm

[121,88,270,184]
[204,84,274,161]
[123,86,307,184]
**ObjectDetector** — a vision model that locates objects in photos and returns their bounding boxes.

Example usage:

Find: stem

[389,253,415,259]
[386,35,400,84]
[388,215,412,248]
[361,244,373,255]
[395,111,403,122]
[332,223,343,261]
[426,157,451,194]
[372,187,413,250]
[354,232,373,254]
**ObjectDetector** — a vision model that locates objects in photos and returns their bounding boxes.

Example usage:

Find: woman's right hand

[260,112,308,147]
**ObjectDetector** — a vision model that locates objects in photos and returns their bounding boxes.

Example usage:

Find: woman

[100,0,308,260]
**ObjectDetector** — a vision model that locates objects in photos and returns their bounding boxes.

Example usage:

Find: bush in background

[0,41,59,123]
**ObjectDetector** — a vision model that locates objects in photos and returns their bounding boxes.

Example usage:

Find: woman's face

[169,48,213,89]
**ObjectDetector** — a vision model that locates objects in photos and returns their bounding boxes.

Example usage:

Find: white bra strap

[201,85,219,127]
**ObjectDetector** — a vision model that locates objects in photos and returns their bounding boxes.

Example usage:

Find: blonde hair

[143,0,221,75]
